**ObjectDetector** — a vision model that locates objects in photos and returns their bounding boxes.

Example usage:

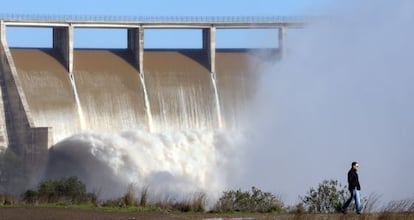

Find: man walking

[341,161,362,214]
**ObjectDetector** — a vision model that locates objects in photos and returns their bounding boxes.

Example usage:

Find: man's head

[352,161,359,170]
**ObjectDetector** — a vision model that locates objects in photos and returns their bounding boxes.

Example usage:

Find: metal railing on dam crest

[0,14,307,28]
[0,13,307,23]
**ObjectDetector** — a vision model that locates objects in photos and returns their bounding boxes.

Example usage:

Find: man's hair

[352,161,358,167]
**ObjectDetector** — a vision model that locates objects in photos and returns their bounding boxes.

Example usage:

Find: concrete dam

[0,17,303,192]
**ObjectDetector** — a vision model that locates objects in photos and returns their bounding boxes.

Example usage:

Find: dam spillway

[8,48,264,141]
[0,17,304,187]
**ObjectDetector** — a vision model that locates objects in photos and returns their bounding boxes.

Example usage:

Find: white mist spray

[49,129,243,206]
[236,0,414,205]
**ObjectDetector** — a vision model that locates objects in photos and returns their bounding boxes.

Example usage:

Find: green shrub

[289,202,306,214]
[300,179,347,213]
[214,186,284,213]
[23,176,92,204]
[23,190,38,204]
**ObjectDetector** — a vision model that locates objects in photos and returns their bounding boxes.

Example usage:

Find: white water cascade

[139,72,154,132]
[211,72,223,128]
[68,72,86,130]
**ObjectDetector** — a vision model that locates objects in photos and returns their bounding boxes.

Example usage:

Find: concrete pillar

[0,21,9,149]
[0,20,5,44]
[138,27,144,74]
[203,26,216,73]
[68,25,74,73]
[128,27,144,73]
[279,27,286,58]
[53,25,74,73]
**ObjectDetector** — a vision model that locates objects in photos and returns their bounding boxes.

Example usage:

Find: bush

[139,186,148,207]
[123,183,136,206]
[214,186,284,213]
[23,190,38,204]
[0,194,18,206]
[300,179,347,213]
[23,176,93,204]
[172,192,206,212]
[289,202,306,214]
[189,192,206,212]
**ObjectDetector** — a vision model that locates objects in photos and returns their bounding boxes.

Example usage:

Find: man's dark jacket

[347,168,361,191]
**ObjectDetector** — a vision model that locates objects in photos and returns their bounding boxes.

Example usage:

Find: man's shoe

[341,209,347,214]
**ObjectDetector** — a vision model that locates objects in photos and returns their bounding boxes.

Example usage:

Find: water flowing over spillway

[10,48,266,201]
[139,72,154,132]
[11,49,81,142]
[68,72,86,130]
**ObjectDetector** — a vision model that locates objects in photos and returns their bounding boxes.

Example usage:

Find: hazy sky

[237,0,414,207]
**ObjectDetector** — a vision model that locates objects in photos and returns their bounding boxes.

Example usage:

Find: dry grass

[0,208,413,220]
[2,180,414,220]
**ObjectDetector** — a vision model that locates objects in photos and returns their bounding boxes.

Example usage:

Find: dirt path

[0,207,413,220]
[0,207,264,220]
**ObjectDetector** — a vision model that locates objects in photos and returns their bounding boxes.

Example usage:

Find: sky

[0,0,328,48]
[0,0,324,16]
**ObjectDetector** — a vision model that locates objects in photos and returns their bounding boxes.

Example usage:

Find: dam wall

[0,21,51,182]
[0,17,303,183]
